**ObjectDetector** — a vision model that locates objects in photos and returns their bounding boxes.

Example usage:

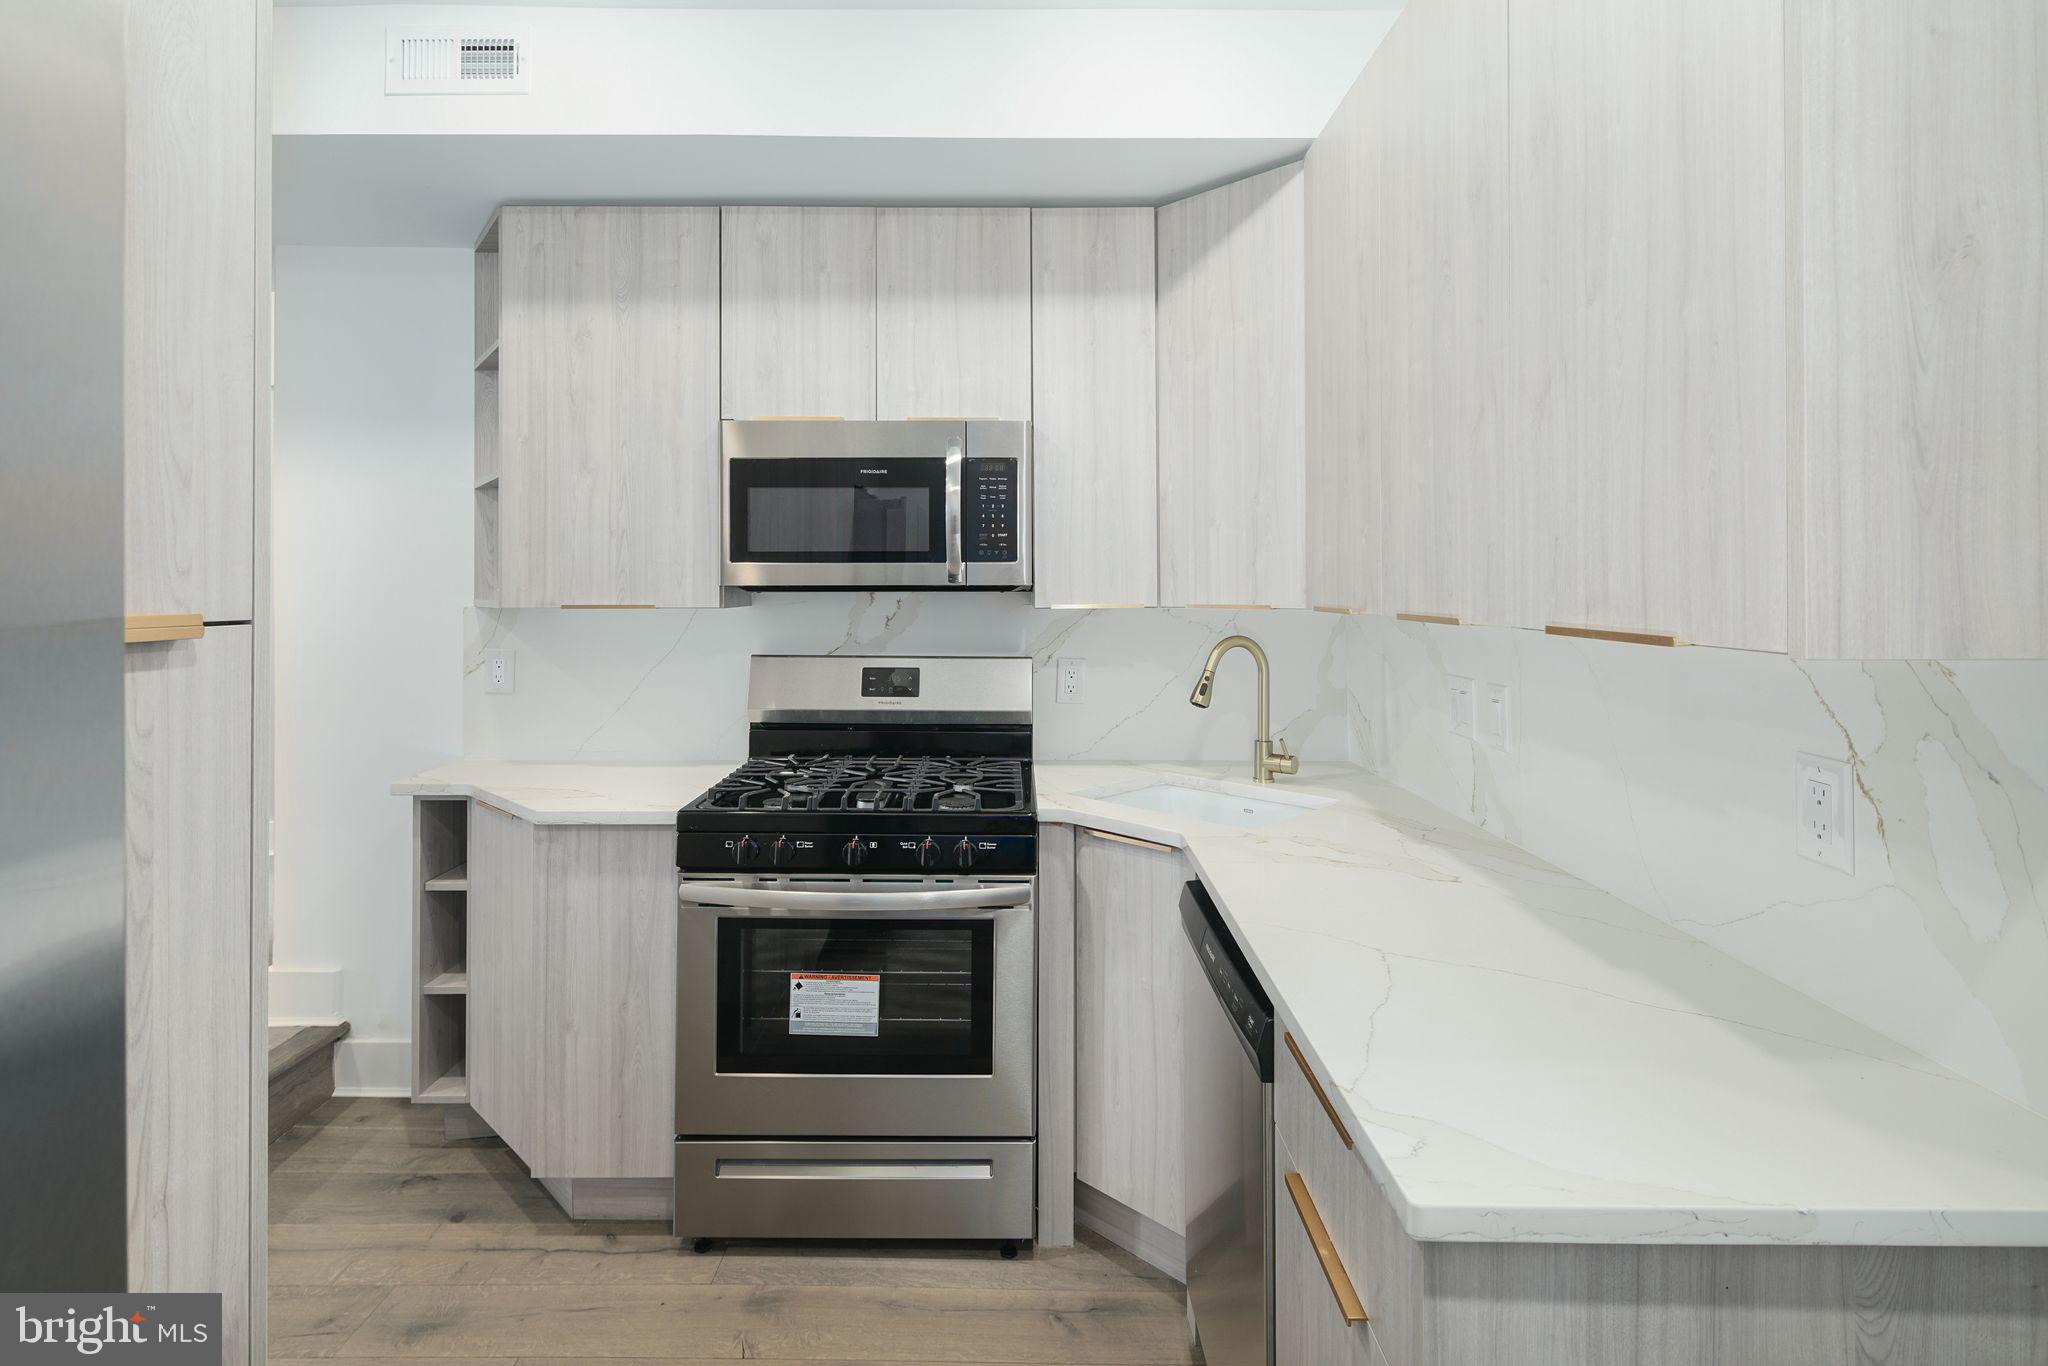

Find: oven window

[716,918,994,1076]
[728,457,947,563]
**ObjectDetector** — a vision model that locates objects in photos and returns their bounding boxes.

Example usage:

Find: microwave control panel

[962,457,1019,563]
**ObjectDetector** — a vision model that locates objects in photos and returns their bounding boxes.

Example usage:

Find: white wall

[276,5,1398,139]
[273,246,473,1093]
[1344,617,2048,1117]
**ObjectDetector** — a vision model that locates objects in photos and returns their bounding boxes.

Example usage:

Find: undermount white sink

[1085,781,1333,829]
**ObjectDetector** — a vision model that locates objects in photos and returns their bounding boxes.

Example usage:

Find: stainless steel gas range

[673,655,1037,1250]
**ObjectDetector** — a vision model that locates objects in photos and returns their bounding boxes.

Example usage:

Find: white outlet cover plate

[485,648,515,695]
[1481,681,1513,752]
[1448,676,1476,738]
[1795,752,1854,874]
[1055,657,1084,704]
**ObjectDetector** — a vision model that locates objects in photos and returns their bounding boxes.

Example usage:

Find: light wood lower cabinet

[1073,829,1186,1233]
[125,627,254,1361]
[541,825,678,1179]
[1274,1024,2048,1364]
[1275,1125,1376,1366]
[462,809,676,1182]
[467,801,546,1166]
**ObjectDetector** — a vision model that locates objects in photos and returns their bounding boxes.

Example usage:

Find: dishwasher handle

[1180,880,1275,1081]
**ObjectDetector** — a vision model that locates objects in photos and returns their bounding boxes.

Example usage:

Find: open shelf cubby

[412,797,471,1105]
[474,213,501,605]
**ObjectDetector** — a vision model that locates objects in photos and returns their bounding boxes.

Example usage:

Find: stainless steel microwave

[721,420,1031,591]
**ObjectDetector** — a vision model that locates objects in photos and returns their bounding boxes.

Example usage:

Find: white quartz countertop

[393,758,2048,1246]
[391,760,734,824]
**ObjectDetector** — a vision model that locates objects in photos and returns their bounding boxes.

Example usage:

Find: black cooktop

[687,753,1031,816]
[677,752,1037,873]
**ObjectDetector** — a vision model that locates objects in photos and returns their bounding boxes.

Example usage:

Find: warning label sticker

[789,972,881,1037]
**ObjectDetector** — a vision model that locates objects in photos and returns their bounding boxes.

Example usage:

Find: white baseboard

[333,1036,410,1095]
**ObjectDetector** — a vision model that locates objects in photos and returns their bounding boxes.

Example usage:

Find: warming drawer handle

[1285,1171,1369,1326]
[678,882,1031,913]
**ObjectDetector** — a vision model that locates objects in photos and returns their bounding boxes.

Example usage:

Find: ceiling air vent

[385,26,530,95]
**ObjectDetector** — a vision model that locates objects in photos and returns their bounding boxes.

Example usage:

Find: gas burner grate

[690,754,1031,816]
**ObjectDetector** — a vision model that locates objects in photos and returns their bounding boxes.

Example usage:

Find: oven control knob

[770,836,796,868]
[918,837,943,870]
[732,835,760,868]
[841,837,868,869]
[954,837,976,870]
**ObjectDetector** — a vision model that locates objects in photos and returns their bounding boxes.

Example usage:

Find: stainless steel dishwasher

[1180,880,1276,1366]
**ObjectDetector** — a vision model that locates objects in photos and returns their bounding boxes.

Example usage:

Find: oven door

[676,878,1035,1139]
[723,421,959,589]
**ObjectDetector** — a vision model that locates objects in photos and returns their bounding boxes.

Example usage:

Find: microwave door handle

[678,882,1031,913]
[945,437,965,584]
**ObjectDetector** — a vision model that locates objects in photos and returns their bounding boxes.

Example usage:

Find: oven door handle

[678,882,1031,913]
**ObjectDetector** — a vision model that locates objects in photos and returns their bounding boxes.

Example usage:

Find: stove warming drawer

[674,1139,1035,1241]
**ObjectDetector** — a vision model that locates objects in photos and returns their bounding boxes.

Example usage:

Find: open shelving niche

[474,211,501,607]
[412,796,471,1106]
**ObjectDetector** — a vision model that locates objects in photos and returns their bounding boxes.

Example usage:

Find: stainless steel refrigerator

[0,0,129,1290]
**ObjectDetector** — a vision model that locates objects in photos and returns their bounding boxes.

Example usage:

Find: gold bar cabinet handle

[1082,828,1178,855]
[1285,1171,1368,1326]
[1285,1032,1354,1149]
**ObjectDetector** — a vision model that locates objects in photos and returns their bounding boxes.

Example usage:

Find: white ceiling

[275,134,1310,244]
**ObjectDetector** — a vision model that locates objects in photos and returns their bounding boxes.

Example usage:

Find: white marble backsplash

[1342,615,2048,1115]
[463,595,1348,765]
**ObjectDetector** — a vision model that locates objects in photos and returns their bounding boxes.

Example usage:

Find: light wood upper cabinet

[125,0,258,622]
[1031,208,1159,608]
[876,208,1031,421]
[1073,830,1186,1233]
[1305,0,1508,623]
[496,206,721,609]
[1794,0,2048,658]
[1506,0,1790,651]
[125,627,254,1363]
[721,206,878,420]
[1157,164,1308,609]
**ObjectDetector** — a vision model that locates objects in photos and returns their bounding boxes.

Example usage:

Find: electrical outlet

[1447,676,1476,738]
[1795,753,1854,873]
[1056,657,1084,705]
[1480,681,1514,752]
[485,648,515,695]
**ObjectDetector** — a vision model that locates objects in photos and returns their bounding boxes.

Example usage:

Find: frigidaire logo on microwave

[857,468,888,475]
[5,1294,220,1362]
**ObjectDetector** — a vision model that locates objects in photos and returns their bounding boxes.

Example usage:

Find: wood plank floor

[270,1098,1193,1364]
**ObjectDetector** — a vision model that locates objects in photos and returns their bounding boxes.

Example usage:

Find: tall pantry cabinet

[122,0,270,1360]
[1307,0,2047,659]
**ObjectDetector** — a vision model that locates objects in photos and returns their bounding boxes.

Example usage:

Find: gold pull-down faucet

[1188,634,1298,784]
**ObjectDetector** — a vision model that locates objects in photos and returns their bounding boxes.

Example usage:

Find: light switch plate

[1481,681,1514,752]
[1448,676,1476,738]
[484,648,515,695]
[1056,657,1084,705]
[1795,753,1854,873]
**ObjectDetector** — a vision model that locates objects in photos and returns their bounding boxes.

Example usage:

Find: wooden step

[268,1021,350,1142]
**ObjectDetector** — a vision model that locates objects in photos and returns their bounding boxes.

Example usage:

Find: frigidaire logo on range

[2,1294,220,1364]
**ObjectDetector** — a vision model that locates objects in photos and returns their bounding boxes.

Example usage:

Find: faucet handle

[1259,739,1299,781]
